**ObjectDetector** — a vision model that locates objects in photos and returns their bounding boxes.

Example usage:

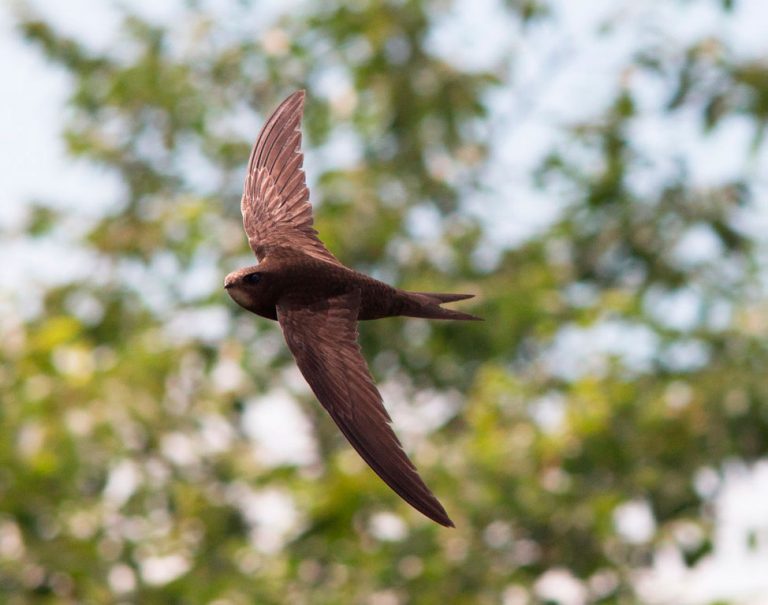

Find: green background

[2,0,768,603]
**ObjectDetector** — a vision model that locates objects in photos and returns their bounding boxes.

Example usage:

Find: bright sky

[3,1,768,602]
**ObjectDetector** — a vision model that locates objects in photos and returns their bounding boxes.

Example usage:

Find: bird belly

[357,284,402,320]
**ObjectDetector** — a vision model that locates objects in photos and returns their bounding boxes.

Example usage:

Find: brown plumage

[225,90,480,527]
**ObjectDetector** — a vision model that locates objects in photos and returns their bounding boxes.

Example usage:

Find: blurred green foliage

[2,0,768,603]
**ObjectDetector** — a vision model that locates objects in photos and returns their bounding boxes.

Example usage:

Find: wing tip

[432,510,456,528]
[418,494,455,527]
[286,88,306,109]
[266,89,306,130]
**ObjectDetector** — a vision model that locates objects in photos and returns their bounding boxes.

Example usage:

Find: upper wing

[277,290,454,527]
[241,90,340,265]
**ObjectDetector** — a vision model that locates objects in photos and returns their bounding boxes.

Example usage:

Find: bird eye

[243,273,261,285]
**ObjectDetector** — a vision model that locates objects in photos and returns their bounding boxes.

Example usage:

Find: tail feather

[401,291,482,321]
[414,291,475,303]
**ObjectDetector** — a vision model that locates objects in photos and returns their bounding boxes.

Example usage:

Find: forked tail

[400,291,482,321]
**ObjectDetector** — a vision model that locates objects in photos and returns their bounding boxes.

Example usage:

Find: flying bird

[225,90,480,527]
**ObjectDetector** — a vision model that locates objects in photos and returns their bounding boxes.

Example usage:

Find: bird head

[224,266,268,312]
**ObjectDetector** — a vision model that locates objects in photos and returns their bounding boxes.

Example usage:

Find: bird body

[226,247,478,323]
[225,90,479,527]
